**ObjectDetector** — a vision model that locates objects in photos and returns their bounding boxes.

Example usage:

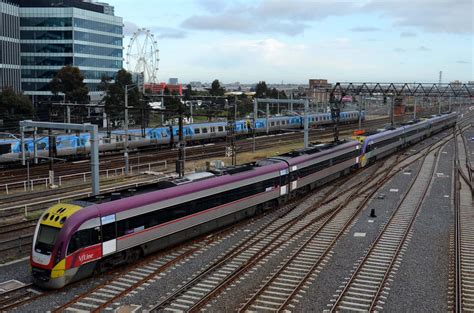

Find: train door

[280,168,289,196]
[101,214,117,256]
[289,165,298,192]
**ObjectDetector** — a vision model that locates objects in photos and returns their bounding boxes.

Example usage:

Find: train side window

[218,126,224,132]
[202,128,208,134]
[271,122,275,126]
[194,128,201,134]
[102,223,116,242]
[210,127,216,133]
[0,144,11,155]
[117,215,145,236]
[67,227,100,255]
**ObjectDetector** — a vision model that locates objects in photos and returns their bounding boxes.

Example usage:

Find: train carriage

[359,128,405,166]
[272,141,361,193]
[402,120,430,145]
[428,112,457,135]
[31,159,289,288]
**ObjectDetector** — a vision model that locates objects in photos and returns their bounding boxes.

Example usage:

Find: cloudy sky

[107,0,473,84]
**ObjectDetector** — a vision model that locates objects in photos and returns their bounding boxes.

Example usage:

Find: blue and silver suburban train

[0,111,364,163]
[31,112,455,289]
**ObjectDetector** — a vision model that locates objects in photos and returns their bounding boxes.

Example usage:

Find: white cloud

[350,26,381,32]
[400,31,417,37]
[182,0,473,35]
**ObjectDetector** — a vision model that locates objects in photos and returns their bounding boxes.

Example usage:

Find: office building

[1,0,123,101]
[18,0,123,100]
[0,0,21,92]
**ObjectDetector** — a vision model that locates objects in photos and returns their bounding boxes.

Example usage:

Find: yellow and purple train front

[31,203,102,289]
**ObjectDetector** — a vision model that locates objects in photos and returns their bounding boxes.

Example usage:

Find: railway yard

[0,109,473,312]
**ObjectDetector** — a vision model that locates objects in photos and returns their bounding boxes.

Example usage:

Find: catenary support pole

[253,98,257,152]
[414,97,417,120]
[33,127,38,164]
[124,86,129,176]
[304,99,309,148]
[20,126,25,166]
[266,102,269,134]
[90,124,99,195]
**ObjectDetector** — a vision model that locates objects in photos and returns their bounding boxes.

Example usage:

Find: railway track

[0,115,418,186]
[327,140,443,312]
[453,125,474,312]
[7,125,459,311]
[51,174,358,313]
[0,283,43,311]
[236,132,456,312]
[148,147,439,312]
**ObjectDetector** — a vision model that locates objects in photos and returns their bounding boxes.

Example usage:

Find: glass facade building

[0,0,21,92]
[18,1,123,100]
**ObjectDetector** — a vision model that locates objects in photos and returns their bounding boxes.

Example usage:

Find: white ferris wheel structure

[125,28,160,84]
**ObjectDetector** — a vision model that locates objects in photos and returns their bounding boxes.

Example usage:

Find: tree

[255,81,268,98]
[99,69,140,128]
[50,65,89,103]
[0,87,35,130]
[210,79,225,96]
[184,84,193,100]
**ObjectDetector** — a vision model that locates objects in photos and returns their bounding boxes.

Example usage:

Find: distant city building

[168,77,178,85]
[145,82,183,96]
[1,0,123,102]
[0,0,21,92]
[189,81,202,88]
[308,79,331,104]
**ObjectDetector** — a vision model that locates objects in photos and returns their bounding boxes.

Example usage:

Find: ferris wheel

[126,28,160,83]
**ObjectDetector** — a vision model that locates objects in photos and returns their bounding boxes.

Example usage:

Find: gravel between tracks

[292,160,421,311]
[382,140,454,312]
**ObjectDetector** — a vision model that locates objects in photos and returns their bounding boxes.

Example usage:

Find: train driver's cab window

[218,126,224,132]
[194,128,201,134]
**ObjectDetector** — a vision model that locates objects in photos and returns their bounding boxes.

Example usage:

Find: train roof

[276,140,356,159]
[59,157,288,239]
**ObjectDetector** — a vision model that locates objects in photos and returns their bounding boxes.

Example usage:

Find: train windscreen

[35,225,60,255]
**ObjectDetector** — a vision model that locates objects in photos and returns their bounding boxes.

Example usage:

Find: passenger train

[0,111,364,164]
[30,112,456,289]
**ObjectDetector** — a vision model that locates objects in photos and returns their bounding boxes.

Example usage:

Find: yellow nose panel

[40,203,82,228]
[51,259,66,278]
